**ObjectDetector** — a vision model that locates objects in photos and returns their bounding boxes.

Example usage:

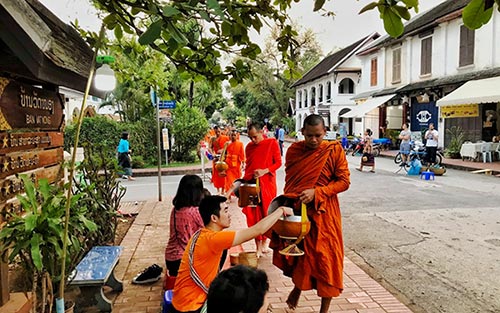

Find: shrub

[445,126,465,158]
[171,100,209,162]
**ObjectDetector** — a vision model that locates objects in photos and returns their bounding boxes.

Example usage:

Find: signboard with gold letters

[0,78,65,226]
[0,77,64,131]
[440,104,479,118]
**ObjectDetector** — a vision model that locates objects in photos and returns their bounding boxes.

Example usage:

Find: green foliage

[359,0,419,37]
[64,116,119,156]
[90,0,496,85]
[170,100,209,162]
[64,116,158,166]
[462,0,496,29]
[0,176,97,304]
[74,143,126,245]
[445,126,465,158]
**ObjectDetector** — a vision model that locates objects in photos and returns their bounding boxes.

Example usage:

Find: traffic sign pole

[155,90,162,202]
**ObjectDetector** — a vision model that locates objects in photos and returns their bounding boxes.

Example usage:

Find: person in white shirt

[424,123,439,165]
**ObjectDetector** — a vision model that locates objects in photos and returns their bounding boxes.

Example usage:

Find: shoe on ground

[132,264,163,284]
[122,175,128,179]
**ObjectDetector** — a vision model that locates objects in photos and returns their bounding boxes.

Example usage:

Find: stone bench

[69,246,123,312]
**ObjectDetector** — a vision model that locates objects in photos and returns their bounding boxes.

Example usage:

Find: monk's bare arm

[315,147,350,197]
[232,206,293,246]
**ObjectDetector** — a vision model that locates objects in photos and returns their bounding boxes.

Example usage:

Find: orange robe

[271,141,350,297]
[224,140,245,192]
[211,135,230,189]
[242,138,282,240]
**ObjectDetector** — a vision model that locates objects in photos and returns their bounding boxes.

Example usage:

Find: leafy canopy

[91,0,497,83]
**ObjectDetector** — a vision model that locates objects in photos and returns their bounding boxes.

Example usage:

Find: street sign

[159,100,176,109]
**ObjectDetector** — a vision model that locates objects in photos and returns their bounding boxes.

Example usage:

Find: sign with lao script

[440,104,479,118]
[0,77,64,131]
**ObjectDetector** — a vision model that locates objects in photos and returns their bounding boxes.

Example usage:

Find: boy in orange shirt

[171,195,293,313]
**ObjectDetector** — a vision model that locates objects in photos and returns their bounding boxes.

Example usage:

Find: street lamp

[95,55,116,91]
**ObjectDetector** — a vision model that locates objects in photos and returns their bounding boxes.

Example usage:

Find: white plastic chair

[495,144,500,161]
[480,142,492,163]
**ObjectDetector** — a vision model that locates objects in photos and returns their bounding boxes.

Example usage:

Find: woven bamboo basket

[239,251,258,267]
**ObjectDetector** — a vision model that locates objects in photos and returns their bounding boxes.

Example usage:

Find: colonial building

[349,0,500,145]
[291,33,380,132]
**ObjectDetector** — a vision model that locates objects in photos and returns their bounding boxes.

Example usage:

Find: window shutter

[460,25,475,67]
[392,49,401,82]
[370,58,377,86]
[420,38,432,75]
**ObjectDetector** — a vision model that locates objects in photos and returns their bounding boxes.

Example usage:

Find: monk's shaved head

[303,114,325,128]
[247,123,262,132]
[302,114,325,149]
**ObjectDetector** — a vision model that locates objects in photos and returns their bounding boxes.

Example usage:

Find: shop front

[437,76,500,143]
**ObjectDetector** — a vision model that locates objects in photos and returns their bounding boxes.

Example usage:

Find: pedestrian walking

[424,123,439,165]
[117,131,135,180]
[399,123,411,166]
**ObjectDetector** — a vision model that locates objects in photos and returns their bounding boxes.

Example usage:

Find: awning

[341,94,395,118]
[437,76,500,106]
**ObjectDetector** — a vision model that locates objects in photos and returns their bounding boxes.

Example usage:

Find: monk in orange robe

[210,126,230,194]
[224,130,245,193]
[271,114,350,313]
[243,123,282,257]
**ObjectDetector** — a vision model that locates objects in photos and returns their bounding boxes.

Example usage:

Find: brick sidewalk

[111,198,412,313]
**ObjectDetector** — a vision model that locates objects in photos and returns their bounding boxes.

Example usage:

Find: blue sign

[410,100,438,132]
[159,100,176,109]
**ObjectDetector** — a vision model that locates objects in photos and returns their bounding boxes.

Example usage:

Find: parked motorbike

[394,141,443,165]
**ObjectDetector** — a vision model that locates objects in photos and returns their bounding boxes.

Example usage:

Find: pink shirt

[165,206,204,261]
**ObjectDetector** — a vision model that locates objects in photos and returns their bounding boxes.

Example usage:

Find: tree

[90,0,497,86]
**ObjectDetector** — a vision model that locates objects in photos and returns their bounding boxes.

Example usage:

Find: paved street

[342,155,500,313]
[121,138,500,313]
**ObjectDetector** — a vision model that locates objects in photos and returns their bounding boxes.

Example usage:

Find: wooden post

[0,261,9,305]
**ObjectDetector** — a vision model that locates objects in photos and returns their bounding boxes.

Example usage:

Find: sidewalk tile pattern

[112,198,412,313]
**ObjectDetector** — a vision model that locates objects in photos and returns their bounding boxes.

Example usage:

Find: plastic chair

[495,144,500,161]
[480,142,492,163]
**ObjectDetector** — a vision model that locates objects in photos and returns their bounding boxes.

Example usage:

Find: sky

[39,0,446,56]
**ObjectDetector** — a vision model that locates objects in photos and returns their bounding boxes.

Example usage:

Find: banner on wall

[440,104,479,118]
[410,100,438,131]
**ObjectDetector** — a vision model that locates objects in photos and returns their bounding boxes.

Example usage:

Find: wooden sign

[0,77,64,131]
[0,148,63,180]
[0,131,63,154]
[0,164,62,202]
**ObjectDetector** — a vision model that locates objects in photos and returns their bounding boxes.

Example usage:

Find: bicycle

[394,141,442,167]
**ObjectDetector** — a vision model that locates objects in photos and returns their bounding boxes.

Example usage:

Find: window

[326,81,331,100]
[297,91,302,108]
[338,78,355,94]
[392,48,401,83]
[304,90,308,107]
[319,84,323,103]
[420,37,432,75]
[311,87,316,106]
[459,25,474,67]
[370,58,377,86]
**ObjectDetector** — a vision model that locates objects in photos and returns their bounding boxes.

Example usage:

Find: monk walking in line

[243,123,282,258]
[271,114,350,313]
[210,126,230,194]
[224,129,245,196]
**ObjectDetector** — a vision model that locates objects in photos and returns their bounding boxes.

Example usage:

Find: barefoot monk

[242,123,282,257]
[271,114,350,313]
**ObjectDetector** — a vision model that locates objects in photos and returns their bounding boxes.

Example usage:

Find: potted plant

[0,175,97,312]
[444,126,465,159]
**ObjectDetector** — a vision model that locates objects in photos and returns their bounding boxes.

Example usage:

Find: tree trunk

[188,80,194,107]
